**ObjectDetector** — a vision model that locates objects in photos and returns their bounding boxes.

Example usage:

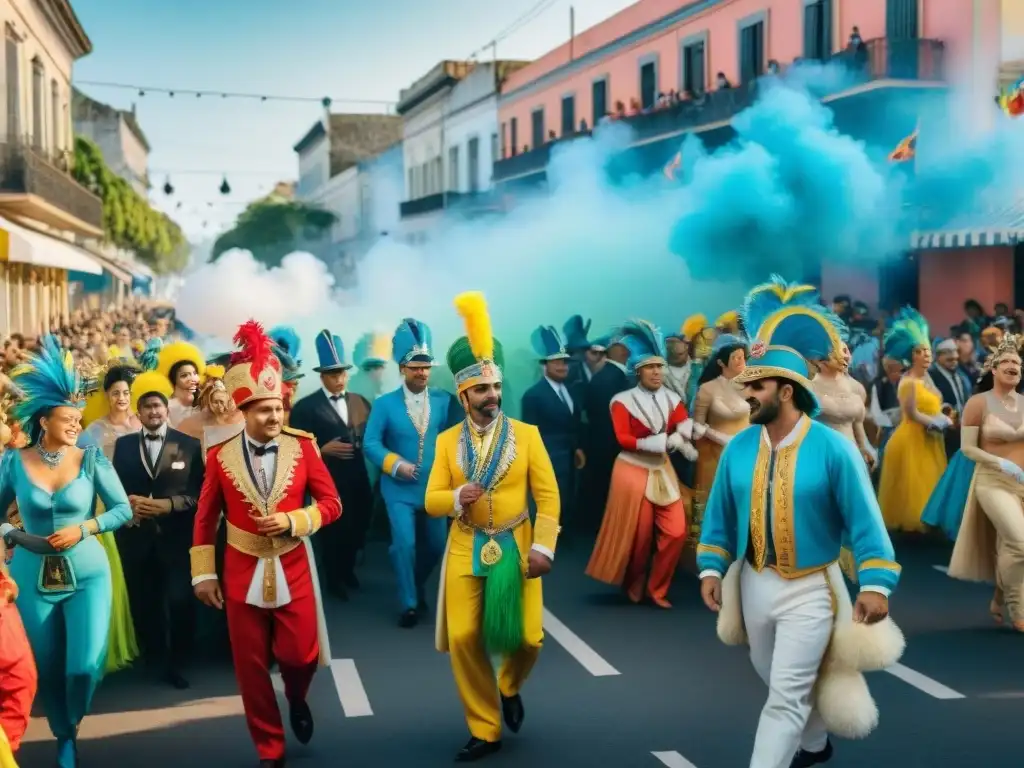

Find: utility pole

[569,6,575,61]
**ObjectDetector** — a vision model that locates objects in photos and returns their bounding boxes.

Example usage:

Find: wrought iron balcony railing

[0,140,103,229]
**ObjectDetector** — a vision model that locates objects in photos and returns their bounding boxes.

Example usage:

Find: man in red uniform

[190,321,341,768]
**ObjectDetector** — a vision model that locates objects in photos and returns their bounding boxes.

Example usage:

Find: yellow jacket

[425,418,561,555]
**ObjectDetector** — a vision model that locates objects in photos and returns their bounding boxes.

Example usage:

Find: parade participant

[811,342,876,468]
[664,315,705,402]
[424,291,560,763]
[947,333,1024,631]
[687,333,750,551]
[930,338,972,459]
[156,340,205,428]
[363,318,459,628]
[581,331,630,533]
[877,309,951,531]
[2,336,134,768]
[716,309,741,335]
[290,330,374,600]
[190,321,341,768]
[586,320,694,607]
[562,314,604,386]
[269,326,304,426]
[113,369,205,689]
[698,277,903,768]
[349,331,394,404]
[177,364,245,455]
[521,325,585,539]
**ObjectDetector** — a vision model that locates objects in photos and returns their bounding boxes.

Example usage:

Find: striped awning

[911,199,1024,249]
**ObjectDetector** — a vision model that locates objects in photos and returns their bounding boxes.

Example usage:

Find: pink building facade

[494,0,1021,333]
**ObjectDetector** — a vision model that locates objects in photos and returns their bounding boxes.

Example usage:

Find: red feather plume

[230,320,279,377]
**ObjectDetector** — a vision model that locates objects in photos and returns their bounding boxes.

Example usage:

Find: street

[20,536,1023,767]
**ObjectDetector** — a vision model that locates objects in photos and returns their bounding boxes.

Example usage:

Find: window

[739,18,765,83]
[561,94,575,135]
[639,59,657,110]
[681,38,706,95]
[50,79,59,153]
[592,78,608,125]
[803,1,831,60]
[31,57,43,149]
[510,117,518,155]
[5,26,19,142]
[530,108,544,149]
[500,123,507,159]
[433,157,442,194]
[407,168,414,199]
[886,0,919,40]
[448,145,459,192]
[467,137,480,193]
[490,132,498,168]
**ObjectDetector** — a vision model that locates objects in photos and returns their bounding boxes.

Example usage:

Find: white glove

[861,442,878,464]
[928,414,953,431]
[667,433,685,453]
[705,427,732,446]
[678,419,694,440]
[996,458,1024,485]
[680,442,698,461]
[692,422,708,439]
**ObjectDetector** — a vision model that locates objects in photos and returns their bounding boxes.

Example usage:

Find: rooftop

[293,114,403,176]
[71,89,151,152]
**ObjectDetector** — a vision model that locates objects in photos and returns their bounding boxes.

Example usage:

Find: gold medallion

[480,538,503,567]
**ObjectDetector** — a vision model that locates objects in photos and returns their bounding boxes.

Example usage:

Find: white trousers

[741,562,833,768]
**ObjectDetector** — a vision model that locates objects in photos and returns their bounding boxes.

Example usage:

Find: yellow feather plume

[453,291,494,362]
[370,333,392,361]
[204,364,226,381]
[81,389,109,428]
[680,314,708,341]
[130,371,174,414]
[157,341,206,381]
[716,310,739,331]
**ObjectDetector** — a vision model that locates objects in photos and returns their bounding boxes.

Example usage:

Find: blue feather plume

[138,338,163,372]
[269,325,302,360]
[740,275,846,362]
[883,307,930,364]
[10,335,82,441]
[619,319,667,371]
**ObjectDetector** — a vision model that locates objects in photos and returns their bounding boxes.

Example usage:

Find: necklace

[36,443,66,469]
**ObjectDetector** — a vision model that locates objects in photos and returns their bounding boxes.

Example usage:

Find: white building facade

[72,91,149,196]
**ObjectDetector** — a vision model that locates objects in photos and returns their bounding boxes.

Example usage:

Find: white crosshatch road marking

[652,750,699,767]
[542,608,621,676]
[272,658,374,717]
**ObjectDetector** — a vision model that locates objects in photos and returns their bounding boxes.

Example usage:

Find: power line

[149,169,290,177]
[468,0,561,59]
[74,80,396,106]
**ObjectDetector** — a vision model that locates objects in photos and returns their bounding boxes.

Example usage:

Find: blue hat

[562,315,593,352]
[353,332,392,370]
[619,319,668,372]
[735,275,846,416]
[313,330,352,373]
[530,325,570,362]
[392,318,435,366]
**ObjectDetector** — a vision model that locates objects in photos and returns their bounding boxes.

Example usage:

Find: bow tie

[330,394,344,401]
[249,443,278,457]
[145,433,163,442]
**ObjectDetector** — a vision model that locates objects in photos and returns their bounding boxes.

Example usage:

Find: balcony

[399,190,506,219]
[493,36,946,184]
[0,141,103,236]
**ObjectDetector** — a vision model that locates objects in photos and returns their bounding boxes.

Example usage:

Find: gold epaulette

[282,426,315,440]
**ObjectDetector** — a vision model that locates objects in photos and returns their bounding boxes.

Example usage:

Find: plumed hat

[223,320,283,408]
[619,319,668,372]
[530,325,570,362]
[157,340,205,384]
[392,318,435,366]
[446,291,504,394]
[354,332,392,370]
[562,315,593,352]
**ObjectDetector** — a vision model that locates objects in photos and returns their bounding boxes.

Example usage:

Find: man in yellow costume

[425,291,561,763]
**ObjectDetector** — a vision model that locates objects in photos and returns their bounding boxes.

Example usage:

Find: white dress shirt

[241,432,292,609]
[142,422,168,468]
[391,384,430,477]
[323,386,349,423]
[607,359,629,375]
[545,376,573,413]
[244,434,279,495]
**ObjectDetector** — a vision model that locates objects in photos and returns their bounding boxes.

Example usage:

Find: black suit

[290,389,374,592]
[112,427,204,671]
[930,365,971,459]
[521,377,585,531]
[581,362,630,532]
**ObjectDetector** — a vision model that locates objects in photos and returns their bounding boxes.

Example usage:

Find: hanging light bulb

[219,176,231,195]
[163,177,174,195]
[321,96,332,109]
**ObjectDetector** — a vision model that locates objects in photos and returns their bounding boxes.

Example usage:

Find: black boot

[790,738,833,767]
[289,699,314,745]
[455,737,502,762]
[500,693,524,733]
[398,609,418,628]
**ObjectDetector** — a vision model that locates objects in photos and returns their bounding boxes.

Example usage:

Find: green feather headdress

[883,308,930,364]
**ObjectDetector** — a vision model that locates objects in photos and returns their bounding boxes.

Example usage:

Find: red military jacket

[610,385,689,452]
[190,427,341,605]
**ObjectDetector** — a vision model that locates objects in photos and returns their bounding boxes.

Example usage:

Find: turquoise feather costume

[3,336,134,768]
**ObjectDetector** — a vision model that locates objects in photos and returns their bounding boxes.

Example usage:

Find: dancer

[698,277,903,768]
[2,336,133,767]
[157,341,205,428]
[363,318,459,627]
[177,364,245,454]
[424,291,560,762]
[190,321,341,767]
[811,342,876,467]
[877,309,951,531]
[947,333,1024,631]
[586,319,695,607]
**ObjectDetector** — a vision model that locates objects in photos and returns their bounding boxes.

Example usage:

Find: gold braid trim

[83,519,100,535]
[286,504,323,537]
[189,545,217,580]
[533,514,561,554]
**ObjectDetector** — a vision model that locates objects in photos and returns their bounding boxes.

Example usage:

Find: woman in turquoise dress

[2,336,133,767]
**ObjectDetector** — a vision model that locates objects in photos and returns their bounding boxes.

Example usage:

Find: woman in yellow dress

[877,309,952,531]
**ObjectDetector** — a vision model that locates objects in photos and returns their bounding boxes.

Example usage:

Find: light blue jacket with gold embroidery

[697,416,900,594]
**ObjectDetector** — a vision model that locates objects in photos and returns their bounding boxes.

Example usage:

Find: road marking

[542,608,621,676]
[932,564,948,574]
[885,662,965,699]
[331,659,374,717]
[652,751,699,767]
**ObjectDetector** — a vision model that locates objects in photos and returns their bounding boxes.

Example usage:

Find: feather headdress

[448,291,502,394]
[619,318,667,371]
[882,308,930,365]
[680,313,708,341]
[224,320,283,407]
[268,325,301,361]
[157,339,205,382]
[138,338,163,373]
[10,335,83,442]
[454,292,494,364]
[82,363,140,427]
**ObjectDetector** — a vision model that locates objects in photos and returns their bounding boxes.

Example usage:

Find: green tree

[72,136,188,275]
[211,199,337,269]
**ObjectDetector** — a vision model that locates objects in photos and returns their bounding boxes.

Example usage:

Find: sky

[69,0,638,242]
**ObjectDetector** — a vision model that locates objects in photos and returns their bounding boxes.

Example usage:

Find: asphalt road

[18,535,1024,767]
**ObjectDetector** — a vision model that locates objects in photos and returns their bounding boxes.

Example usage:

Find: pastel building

[494,0,1024,331]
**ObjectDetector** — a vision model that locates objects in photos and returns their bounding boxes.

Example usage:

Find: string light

[75,80,395,107]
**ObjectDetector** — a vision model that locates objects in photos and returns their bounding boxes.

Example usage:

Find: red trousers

[626,498,687,603]
[0,600,37,752]
[225,594,319,761]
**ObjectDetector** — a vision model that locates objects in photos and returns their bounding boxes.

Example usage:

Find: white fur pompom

[827,616,906,673]
[716,561,747,646]
[816,669,879,739]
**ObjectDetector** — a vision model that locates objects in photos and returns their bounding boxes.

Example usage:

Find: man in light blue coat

[363,318,461,628]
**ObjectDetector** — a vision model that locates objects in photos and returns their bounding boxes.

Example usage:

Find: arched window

[31,55,43,149]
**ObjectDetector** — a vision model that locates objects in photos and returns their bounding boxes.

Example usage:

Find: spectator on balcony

[767,59,780,75]
[629,98,641,115]
[578,118,589,132]
[547,129,557,143]
[613,100,626,119]
[656,92,669,109]
[715,72,732,90]
[847,26,864,51]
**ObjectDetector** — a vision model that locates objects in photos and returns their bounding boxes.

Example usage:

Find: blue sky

[69,0,636,242]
